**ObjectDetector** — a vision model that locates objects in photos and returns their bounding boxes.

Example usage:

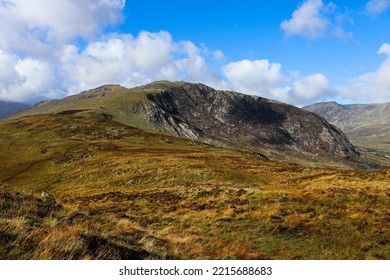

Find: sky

[0,0,389,106]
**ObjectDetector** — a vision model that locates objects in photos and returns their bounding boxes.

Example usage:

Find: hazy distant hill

[304,102,390,162]
[12,81,371,168]
[0,101,29,119]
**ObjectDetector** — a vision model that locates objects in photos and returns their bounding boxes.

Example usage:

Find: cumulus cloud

[0,50,62,102]
[61,31,180,92]
[0,0,125,55]
[281,0,352,39]
[222,59,333,105]
[0,0,126,102]
[60,32,225,94]
[0,0,233,102]
[281,0,328,39]
[3,0,381,106]
[212,50,225,62]
[0,50,18,87]
[272,74,334,105]
[378,43,390,54]
[365,0,390,15]
[175,41,222,86]
[223,59,283,96]
[339,43,390,103]
[291,74,330,101]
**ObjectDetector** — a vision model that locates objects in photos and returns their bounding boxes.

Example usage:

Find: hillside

[12,81,372,169]
[0,101,29,119]
[304,102,390,164]
[1,114,389,259]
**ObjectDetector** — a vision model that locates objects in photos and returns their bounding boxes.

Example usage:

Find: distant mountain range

[0,101,29,119]
[304,101,390,163]
[10,81,374,169]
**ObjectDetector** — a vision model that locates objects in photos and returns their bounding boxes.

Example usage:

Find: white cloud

[60,32,225,94]
[0,50,19,87]
[0,50,62,102]
[223,59,283,96]
[175,41,222,86]
[13,58,60,100]
[289,74,333,104]
[378,43,390,55]
[281,0,328,39]
[212,50,225,62]
[339,43,390,103]
[0,0,127,101]
[365,0,390,15]
[62,31,180,92]
[292,74,330,100]
[2,0,381,107]
[2,24,335,106]
[281,0,352,39]
[222,58,334,105]
[277,74,333,105]
[0,0,125,56]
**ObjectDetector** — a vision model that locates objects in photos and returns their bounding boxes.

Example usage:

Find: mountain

[303,102,390,163]
[0,101,29,119]
[13,81,370,168]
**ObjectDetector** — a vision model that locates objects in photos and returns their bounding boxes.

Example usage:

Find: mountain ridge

[10,81,373,169]
[303,101,390,133]
[303,101,390,164]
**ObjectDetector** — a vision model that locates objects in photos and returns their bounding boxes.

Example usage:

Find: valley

[304,102,390,166]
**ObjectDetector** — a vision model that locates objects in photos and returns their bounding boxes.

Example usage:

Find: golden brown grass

[0,114,389,259]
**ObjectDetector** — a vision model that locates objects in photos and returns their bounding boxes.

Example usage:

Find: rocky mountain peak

[133,82,365,167]
[9,81,373,168]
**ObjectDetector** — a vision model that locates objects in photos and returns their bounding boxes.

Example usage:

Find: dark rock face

[137,82,362,166]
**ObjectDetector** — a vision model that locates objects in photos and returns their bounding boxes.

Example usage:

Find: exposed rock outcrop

[10,81,372,168]
[134,82,362,166]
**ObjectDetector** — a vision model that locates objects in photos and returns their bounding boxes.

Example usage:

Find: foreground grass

[0,115,389,259]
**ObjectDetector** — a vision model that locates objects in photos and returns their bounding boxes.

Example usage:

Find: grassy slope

[351,135,390,166]
[11,84,159,131]
[0,114,389,260]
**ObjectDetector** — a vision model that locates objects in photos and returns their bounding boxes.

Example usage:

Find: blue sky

[123,1,386,79]
[0,0,389,105]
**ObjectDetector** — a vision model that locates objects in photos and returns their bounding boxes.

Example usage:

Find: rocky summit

[12,81,371,168]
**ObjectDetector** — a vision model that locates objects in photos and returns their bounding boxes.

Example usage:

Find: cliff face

[132,82,361,166]
[9,81,370,168]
